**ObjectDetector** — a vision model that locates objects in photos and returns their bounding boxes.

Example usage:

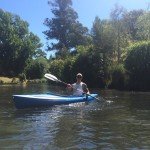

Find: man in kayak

[67,73,90,96]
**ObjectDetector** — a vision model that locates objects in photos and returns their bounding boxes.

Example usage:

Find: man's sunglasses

[76,76,82,78]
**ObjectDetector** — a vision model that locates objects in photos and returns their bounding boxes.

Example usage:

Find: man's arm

[82,83,90,94]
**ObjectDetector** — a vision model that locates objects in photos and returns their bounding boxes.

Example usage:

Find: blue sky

[0,0,149,52]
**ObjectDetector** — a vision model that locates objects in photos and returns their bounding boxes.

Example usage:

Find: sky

[0,0,149,53]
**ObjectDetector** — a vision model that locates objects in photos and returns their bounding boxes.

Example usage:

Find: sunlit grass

[0,77,47,84]
[0,77,19,84]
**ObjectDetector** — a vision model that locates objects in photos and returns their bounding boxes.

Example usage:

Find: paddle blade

[44,73,59,82]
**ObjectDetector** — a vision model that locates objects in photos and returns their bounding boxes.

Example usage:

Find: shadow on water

[128,92,150,110]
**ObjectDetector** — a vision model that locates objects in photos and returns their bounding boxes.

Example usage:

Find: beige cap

[76,73,83,77]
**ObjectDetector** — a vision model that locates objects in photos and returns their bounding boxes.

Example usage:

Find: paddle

[44,73,68,85]
[44,73,100,101]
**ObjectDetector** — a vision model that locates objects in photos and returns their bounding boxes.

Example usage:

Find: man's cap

[76,73,83,77]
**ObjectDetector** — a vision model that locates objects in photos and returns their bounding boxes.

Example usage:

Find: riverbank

[0,77,47,85]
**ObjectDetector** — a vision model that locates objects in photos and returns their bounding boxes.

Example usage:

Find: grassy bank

[0,77,47,85]
[0,77,20,84]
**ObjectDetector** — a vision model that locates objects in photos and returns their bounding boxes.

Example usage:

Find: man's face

[76,75,82,82]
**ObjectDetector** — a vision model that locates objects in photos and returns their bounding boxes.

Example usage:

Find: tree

[125,41,150,91]
[0,9,43,76]
[91,17,114,87]
[91,17,114,55]
[25,57,49,79]
[136,11,150,40]
[110,5,130,63]
[122,9,144,41]
[73,45,105,87]
[43,0,88,56]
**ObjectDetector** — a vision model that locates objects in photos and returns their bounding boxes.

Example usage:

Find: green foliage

[48,57,76,84]
[55,46,70,58]
[25,58,49,79]
[110,5,131,62]
[44,0,88,54]
[1,3,149,91]
[18,73,26,82]
[91,17,114,55]
[91,17,116,87]
[109,63,128,90]
[0,9,42,76]
[62,57,75,83]
[0,80,4,84]
[91,17,114,79]
[48,59,65,79]
[136,12,150,40]
[122,9,144,41]
[125,41,150,90]
[72,45,105,88]
[48,45,105,88]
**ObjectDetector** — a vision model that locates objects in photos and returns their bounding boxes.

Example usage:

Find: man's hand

[67,84,73,91]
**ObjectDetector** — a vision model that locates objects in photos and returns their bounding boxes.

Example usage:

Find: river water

[0,84,150,149]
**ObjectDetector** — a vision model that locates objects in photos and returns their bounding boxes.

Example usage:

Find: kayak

[12,93,98,109]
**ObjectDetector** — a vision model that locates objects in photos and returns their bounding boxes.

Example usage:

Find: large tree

[0,9,43,76]
[136,11,150,40]
[91,16,114,86]
[91,17,114,55]
[122,9,144,41]
[110,5,130,63]
[43,0,88,56]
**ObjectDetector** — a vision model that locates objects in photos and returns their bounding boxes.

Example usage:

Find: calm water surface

[0,84,150,149]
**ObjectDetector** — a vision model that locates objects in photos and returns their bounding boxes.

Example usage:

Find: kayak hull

[12,94,98,109]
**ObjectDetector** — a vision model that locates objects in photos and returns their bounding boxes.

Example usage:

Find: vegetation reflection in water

[0,84,150,149]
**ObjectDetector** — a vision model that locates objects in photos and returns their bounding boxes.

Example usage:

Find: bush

[109,63,128,90]
[0,80,4,84]
[48,59,65,80]
[18,73,26,82]
[125,41,150,91]
[25,58,49,79]
[62,57,75,83]
[72,46,105,88]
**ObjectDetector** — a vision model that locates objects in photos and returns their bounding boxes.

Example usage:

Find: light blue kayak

[12,93,98,109]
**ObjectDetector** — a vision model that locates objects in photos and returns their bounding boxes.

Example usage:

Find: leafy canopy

[0,9,43,76]
[43,0,88,54]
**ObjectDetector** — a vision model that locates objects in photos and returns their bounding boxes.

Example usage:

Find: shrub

[48,59,65,80]
[109,63,128,90]
[72,46,105,88]
[0,80,4,84]
[125,41,150,91]
[62,57,75,83]
[25,58,49,79]
[18,73,26,82]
